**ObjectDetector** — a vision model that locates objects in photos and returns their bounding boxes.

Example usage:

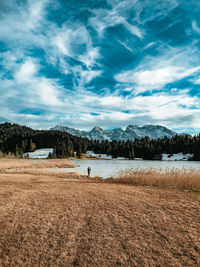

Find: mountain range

[51,124,177,141]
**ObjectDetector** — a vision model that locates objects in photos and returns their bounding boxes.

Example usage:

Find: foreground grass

[106,168,200,192]
[0,159,200,266]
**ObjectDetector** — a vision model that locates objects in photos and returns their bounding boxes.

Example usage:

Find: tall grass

[106,168,200,192]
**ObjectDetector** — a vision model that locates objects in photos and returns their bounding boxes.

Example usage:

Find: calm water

[68,159,200,178]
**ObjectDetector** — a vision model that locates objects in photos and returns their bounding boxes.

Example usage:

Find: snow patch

[86,151,127,160]
[86,151,112,159]
[162,153,193,161]
[23,148,53,159]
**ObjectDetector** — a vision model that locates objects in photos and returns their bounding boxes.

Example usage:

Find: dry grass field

[107,168,200,192]
[0,158,200,266]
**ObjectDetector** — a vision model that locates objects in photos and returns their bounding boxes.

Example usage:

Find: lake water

[67,159,200,178]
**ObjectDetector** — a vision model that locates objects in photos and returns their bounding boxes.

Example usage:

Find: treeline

[92,134,200,160]
[0,123,90,158]
[0,123,200,160]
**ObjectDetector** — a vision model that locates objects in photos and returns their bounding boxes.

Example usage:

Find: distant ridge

[50,124,177,141]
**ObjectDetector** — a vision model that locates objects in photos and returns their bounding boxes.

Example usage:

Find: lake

[67,159,200,178]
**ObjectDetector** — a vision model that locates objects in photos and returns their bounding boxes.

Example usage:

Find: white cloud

[37,78,62,106]
[26,0,47,30]
[79,47,100,68]
[89,2,143,38]
[0,0,48,48]
[1,68,200,132]
[0,0,200,135]
[124,22,143,38]
[14,59,38,83]
[53,34,70,56]
[63,89,200,131]
[144,42,156,50]
[115,44,200,93]
[81,70,102,84]
[118,40,133,52]
[3,58,65,108]
[0,50,23,71]
[192,78,200,85]
[192,21,200,34]
[132,0,178,25]
[116,65,200,93]
[52,25,100,68]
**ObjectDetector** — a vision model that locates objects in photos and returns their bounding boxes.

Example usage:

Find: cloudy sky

[0,0,200,133]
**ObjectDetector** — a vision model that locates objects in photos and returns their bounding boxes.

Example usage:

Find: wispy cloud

[89,0,143,38]
[192,21,200,34]
[0,0,200,134]
[116,65,200,94]
[115,45,200,94]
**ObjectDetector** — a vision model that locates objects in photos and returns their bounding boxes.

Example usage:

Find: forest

[0,122,200,160]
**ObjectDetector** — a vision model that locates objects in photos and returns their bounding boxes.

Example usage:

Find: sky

[0,0,200,134]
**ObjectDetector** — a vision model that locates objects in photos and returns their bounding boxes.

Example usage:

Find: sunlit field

[0,158,199,266]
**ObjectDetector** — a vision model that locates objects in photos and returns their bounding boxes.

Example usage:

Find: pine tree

[77,145,82,159]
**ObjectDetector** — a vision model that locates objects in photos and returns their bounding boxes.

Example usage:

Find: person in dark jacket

[87,166,91,177]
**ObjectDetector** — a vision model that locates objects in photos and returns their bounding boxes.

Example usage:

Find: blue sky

[0,0,200,133]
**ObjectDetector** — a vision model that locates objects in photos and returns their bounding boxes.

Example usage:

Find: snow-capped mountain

[50,124,177,141]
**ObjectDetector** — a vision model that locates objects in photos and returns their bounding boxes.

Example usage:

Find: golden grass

[106,168,200,191]
[0,159,200,266]
[0,173,200,266]
[5,168,83,180]
[0,158,75,174]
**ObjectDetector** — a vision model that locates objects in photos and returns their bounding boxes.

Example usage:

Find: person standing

[87,166,91,177]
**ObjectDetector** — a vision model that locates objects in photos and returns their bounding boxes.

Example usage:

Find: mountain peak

[91,126,103,132]
[51,124,177,141]
[127,125,140,129]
